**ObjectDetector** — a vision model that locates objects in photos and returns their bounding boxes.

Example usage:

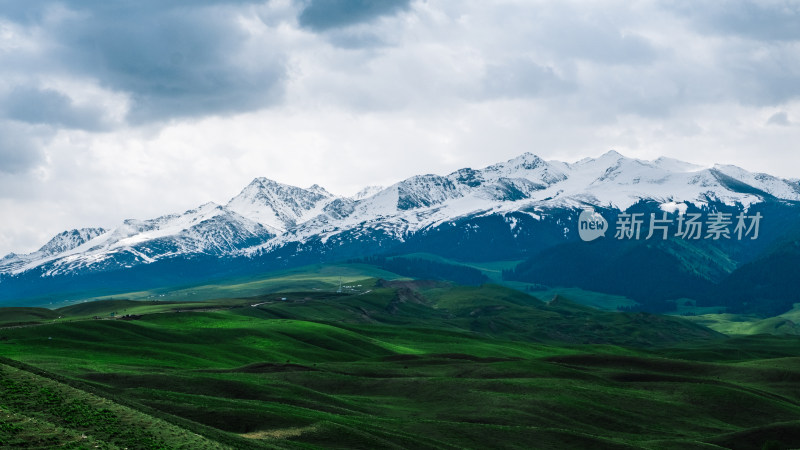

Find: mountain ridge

[4,150,799,277]
[2,150,800,311]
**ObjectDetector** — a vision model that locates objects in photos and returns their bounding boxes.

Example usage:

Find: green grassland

[81,263,406,304]
[0,358,230,448]
[1,278,800,449]
[684,303,800,336]
[0,307,60,326]
[58,255,651,312]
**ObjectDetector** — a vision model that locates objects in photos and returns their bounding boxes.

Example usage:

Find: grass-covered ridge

[1,279,799,448]
[683,303,800,336]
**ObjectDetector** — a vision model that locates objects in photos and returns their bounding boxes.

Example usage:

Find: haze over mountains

[2,150,800,312]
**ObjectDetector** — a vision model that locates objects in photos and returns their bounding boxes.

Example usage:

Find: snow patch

[660,201,689,215]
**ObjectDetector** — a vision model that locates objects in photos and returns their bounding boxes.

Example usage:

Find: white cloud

[1,0,800,255]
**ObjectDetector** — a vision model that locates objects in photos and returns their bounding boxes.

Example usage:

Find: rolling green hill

[684,303,800,336]
[0,307,59,325]
[78,262,407,304]
[0,357,242,448]
[1,280,800,448]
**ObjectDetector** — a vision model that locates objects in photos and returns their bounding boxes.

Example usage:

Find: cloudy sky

[0,0,799,255]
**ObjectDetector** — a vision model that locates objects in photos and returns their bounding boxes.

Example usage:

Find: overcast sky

[0,0,799,255]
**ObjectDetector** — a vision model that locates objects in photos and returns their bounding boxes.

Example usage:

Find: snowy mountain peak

[505,152,546,168]
[601,149,624,158]
[308,184,334,197]
[480,152,568,187]
[549,151,800,208]
[572,149,629,167]
[352,186,384,200]
[397,174,462,210]
[711,164,800,199]
[4,150,800,280]
[236,177,326,200]
[37,228,108,256]
[226,177,335,231]
[245,177,281,191]
[486,152,546,172]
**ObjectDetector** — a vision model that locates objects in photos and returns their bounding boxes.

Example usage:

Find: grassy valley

[1,273,800,448]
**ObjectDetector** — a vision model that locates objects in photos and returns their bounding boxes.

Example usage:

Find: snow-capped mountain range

[2,150,799,279]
